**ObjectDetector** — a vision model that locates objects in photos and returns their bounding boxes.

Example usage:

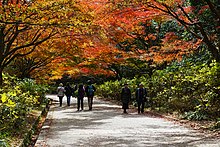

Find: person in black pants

[85,80,96,110]
[135,83,147,114]
[57,83,65,107]
[65,82,74,106]
[121,83,131,114]
[77,84,85,111]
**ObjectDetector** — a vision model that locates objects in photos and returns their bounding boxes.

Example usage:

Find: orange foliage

[148,34,202,63]
[63,0,201,78]
[21,0,205,81]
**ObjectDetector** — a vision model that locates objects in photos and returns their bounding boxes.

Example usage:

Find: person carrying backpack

[57,83,65,107]
[85,80,96,110]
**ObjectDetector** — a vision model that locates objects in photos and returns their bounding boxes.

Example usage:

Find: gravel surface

[35,95,220,147]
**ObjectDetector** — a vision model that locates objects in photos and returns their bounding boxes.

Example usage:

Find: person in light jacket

[57,83,65,107]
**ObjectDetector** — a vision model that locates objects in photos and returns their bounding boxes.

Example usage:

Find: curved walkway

[35,95,219,147]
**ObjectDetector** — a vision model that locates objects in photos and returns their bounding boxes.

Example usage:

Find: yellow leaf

[8,91,16,97]
[6,99,16,108]
[1,93,8,103]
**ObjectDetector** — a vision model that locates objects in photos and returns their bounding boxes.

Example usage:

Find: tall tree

[79,0,217,79]
[50,0,219,80]
[0,0,93,86]
[6,39,58,79]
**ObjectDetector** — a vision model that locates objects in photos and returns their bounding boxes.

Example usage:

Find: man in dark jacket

[65,82,74,106]
[135,83,147,114]
[121,83,131,114]
[85,80,96,110]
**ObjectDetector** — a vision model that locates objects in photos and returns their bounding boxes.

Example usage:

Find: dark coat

[78,85,85,98]
[135,88,147,102]
[121,87,131,104]
[65,85,74,96]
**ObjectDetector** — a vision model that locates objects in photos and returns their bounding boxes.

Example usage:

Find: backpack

[88,85,94,95]
[58,87,65,97]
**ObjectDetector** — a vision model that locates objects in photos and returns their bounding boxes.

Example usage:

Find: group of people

[121,83,147,114]
[57,80,96,111]
[57,80,147,114]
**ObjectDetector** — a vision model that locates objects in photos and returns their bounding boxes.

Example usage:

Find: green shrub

[182,111,208,121]
[0,74,49,135]
[19,78,49,104]
[97,52,220,120]
[0,140,7,147]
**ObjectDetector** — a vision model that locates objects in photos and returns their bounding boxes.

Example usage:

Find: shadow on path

[35,95,220,147]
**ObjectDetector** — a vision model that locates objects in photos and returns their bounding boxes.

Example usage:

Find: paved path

[35,95,219,147]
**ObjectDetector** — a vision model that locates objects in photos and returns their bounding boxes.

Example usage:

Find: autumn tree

[77,0,218,80]
[144,0,220,61]
[0,0,93,86]
[0,0,51,85]
[77,1,178,79]
[5,38,59,79]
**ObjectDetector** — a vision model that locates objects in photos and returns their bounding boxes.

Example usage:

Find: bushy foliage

[0,74,48,137]
[97,51,220,120]
[19,78,49,104]
[97,76,150,101]
[150,57,220,118]
[97,80,121,100]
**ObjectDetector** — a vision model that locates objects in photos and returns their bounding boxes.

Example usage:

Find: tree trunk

[0,68,3,87]
[0,27,4,87]
[206,42,220,62]
[198,24,220,62]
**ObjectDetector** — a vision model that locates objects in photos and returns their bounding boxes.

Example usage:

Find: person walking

[85,80,96,110]
[135,83,147,114]
[65,82,74,106]
[77,84,85,111]
[121,83,131,114]
[57,83,65,107]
